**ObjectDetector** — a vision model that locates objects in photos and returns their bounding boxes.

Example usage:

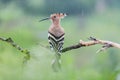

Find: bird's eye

[53,16,56,18]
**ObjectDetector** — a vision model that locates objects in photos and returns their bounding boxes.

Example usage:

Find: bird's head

[39,13,67,22]
[50,13,67,21]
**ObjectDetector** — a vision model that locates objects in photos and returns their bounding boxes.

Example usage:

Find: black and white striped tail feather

[48,32,64,53]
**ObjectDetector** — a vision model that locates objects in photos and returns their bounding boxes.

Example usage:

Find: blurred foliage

[0,0,120,15]
[0,0,120,80]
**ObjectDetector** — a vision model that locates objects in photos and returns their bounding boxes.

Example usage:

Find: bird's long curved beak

[39,17,50,22]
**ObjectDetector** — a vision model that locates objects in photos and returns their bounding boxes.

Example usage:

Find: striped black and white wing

[48,32,64,53]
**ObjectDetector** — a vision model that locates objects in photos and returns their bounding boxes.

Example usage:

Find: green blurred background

[0,0,120,80]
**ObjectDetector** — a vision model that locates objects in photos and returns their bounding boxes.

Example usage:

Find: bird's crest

[50,13,67,19]
[39,13,67,22]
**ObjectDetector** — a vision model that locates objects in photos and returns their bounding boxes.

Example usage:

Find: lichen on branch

[0,37,30,63]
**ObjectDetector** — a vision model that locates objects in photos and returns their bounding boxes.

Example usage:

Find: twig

[61,37,120,53]
[0,37,30,63]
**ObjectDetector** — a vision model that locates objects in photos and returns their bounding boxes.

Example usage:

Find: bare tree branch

[61,37,120,53]
[1,36,120,63]
[0,37,30,63]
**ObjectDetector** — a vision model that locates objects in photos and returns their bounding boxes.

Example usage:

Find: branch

[61,37,120,53]
[0,37,30,63]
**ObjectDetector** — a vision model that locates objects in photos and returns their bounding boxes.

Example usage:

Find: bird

[39,13,67,71]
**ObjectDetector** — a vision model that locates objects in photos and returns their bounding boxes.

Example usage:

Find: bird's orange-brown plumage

[40,13,67,71]
[48,13,66,37]
[48,13,66,52]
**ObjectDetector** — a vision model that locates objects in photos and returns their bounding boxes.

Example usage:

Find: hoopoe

[40,13,67,71]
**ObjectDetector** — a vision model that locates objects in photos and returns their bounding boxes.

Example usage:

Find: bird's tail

[51,52,61,72]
